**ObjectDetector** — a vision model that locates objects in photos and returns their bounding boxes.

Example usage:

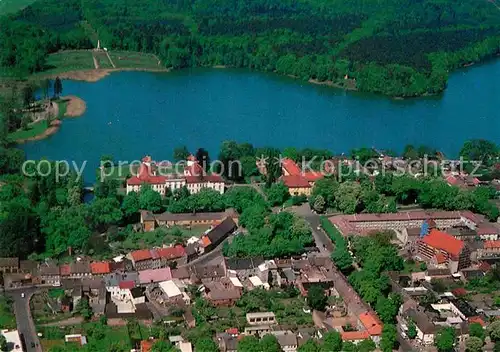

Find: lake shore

[42,67,170,83]
[12,95,86,144]
[62,95,86,117]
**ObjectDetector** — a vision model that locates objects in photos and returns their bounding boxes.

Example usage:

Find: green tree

[75,297,92,320]
[407,320,417,339]
[87,197,122,230]
[469,322,485,341]
[307,285,327,311]
[321,331,342,352]
[151,340,176,352]
[266,182,290,206]
[460,139,498,164]
[259,334,281,352]
[139,186,163,212]
[488,320,500,342]
[173,146,190,161]
[53,77,63,98]
[312,195,326,213]
[435,327,456,352]
[237,335,260,352]
[331,245,353,273]
[465,336,483,352]
[334,181,361,213]
[375,293,402,324]
[357,339,376,352]
[122,191,140,218]
[380,324,398,352]
[298,339,319,352]
[0,334,7,352]
[194,338,218,352]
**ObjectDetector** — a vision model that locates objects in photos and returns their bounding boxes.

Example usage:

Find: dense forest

[1,0,499,96]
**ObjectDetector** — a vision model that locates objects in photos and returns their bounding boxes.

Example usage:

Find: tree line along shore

[0,0,499,97]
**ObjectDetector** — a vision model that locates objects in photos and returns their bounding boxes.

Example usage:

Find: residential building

[477,240,500,259]
[138,267,172,285]
[270,330,298,352]
[417,229,471,272]
[217,332,238,352]
[200,217,238,253]
[204,278,242,306]
[126,155,225,196]
[330,211,481,236]
[60,262,92,279]
[140,208,239,231]
[39,262,61,286]
[90,262,111,276]
[0,258,19,273]
[279,158,323,196]
[128,249,160,271]
[401,309,436,345]
[246,312,277,325]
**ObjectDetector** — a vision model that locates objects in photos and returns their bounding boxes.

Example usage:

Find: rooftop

[90,262,111,275]
[138,267,172,284]
[421,229,464,257]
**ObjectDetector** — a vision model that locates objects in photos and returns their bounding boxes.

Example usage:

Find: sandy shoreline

[42,67,170,83]
[14,120,62,144]
[62,95,86,117]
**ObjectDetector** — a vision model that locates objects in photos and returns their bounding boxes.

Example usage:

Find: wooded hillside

[2,0,500,96]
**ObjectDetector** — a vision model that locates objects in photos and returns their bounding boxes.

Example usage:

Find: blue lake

[22,61,500,183]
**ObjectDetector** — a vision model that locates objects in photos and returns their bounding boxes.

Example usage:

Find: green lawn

[109,51,161,69]
[0,0,37,16]
[7,119,48,141]
[37,51,94,75]
[93,51,113,69]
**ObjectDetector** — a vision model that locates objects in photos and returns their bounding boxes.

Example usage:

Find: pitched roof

[341,331,370,341]
[435,253,447,264]
[200,236,212,248]
[70,262,91,274]
[130,249,153,262]
[157,245,186,260]
[421,229,464,257]
[140,339,155,352]
[281,175,311,188]
[60,264,71,276]
[118,280,135,289]
[185,174,224,184]
[90,262,111,275]
[282,158,302,175]
[204,217,237,246]
[0,257,19,267]
[484,240,500,249]
[138,268,172,284]
[359,312,383,336]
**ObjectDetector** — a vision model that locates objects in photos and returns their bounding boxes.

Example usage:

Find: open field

[7,120,49,141]
[0,0,37,15]
[109,51,160,69]
[37,51,95,76]
[93,51,113,69]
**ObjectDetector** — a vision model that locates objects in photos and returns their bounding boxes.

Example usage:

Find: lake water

[22,61,500,183]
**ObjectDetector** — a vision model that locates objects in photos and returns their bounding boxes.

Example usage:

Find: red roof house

[90,262,111,275]
[157,245,186,260]
[421,229,464,259]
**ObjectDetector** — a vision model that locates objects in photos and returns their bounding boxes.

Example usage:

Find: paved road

[6,287,42,352]
[290,203,334,253]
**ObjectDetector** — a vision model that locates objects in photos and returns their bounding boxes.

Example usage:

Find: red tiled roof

[476,225,500,235]
[281,158,302,175]
[59,264,71,276]
[119,280,135,289]
[468,316,486,327]
[226,328,239,335]
[435,253,447,264]
[157,245,186,260]
[187,154,197,162]
[446,175,460,186]
[90,262,111,275]
[341,331,370,341]
[421,229,464,257]
[303,171,324,182]
[452,288,467,296]
[140,339,155,352]
[200,235,212,248]
[359,312,383,336]
[127,161,167,185]
[484,240,500,249]
[186,163,204,177]
[130,249,153,262]
[281,175,311,188]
